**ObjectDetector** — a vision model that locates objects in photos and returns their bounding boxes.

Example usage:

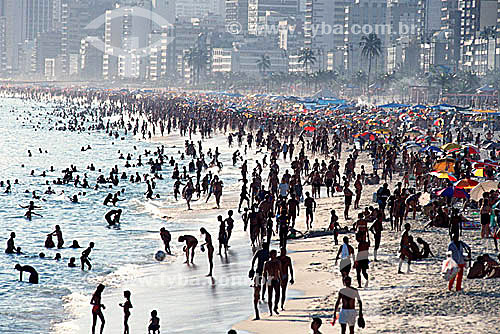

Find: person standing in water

[200,228,214,276]
[119,290,132,334]
[90,284,106,334]
[49,225,64,249]
[5,232,16,254]
[160,228,171,255]
[14,264,38,283]
[81,242,94,270]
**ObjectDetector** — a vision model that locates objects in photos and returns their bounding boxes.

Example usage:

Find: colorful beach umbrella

[430,171,457,181]
[436,187,470,199]
[433,158,455,172]
[441,143,462,151]
[454,179,479,190]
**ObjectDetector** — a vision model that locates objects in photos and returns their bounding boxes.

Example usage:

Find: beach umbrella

[470,180,500,201]
[484,142,500,150]
[449,146,480,155]
[433,158,455,172]
[473,168,488,178]
[304,126,316,132]
[430,171,457,181]
[436,187,470,199]
[442,143,462,151]
[420,145,442,153]
[454,178,479,189]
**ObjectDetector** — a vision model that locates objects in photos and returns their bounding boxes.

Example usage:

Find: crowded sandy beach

[2,86,500,334]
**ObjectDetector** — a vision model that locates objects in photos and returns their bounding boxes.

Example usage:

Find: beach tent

[378,103,410,108]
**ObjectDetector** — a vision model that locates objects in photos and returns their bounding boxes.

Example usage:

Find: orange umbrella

[454,178,479,189]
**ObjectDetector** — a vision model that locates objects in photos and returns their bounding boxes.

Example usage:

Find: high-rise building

[153,0,176,24]
[417,0,443,39]
[60,0,91,76]
[440,0,461,70]
[247,0,298,35]
[461,0,499,74]
[226,0,249,35]
[176,0,220,18]
[2,0,25,73]
[304,0,351,71]
[24,0,54,41]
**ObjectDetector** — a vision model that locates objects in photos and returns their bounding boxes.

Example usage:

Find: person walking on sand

[355,232,370,288]
[178,235,198,264]
[343,182,353,220]
[263,249,282,316]
[200,228,214,276]
[119,290,132,334]
[333,276,363,334]
[398,224,412,274]
[90,284,106,334]
[250,242,270,302]
[336,237,355,278]
[448,233,471,292]
[354,175,362,210]
[369,208,383,261]
[278,247,294,310]
[304,192,316,230]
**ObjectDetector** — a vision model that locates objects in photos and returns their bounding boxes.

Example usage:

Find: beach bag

[442,258,459,281]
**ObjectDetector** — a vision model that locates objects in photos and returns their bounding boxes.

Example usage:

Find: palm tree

[360,33,382,93]
[427,67,457,101]
[298,48,316,74]
[256,54,271,76]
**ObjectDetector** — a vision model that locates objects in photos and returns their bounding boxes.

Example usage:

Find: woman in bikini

[90,284,106,334]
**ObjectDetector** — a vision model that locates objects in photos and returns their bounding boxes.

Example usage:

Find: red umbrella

[454,179,479,189]
[304,126,316,132]
[436,187,470,199]
[359,132,377,141]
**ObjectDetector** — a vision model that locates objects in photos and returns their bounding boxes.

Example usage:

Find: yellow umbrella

[474,169,485,177]
[433,158,455,173]
[441,143,462,151]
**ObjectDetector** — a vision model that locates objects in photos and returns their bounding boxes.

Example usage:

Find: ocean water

[0,96,254,333]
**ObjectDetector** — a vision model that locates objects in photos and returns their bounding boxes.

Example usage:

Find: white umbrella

[470,180,500,201]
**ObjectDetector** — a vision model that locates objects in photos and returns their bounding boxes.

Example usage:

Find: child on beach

[148,310,160,334]
[119,290,132,334]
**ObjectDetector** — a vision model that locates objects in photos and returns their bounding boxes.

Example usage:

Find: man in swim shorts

[263,249,281,316]
[333,276,363,334]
